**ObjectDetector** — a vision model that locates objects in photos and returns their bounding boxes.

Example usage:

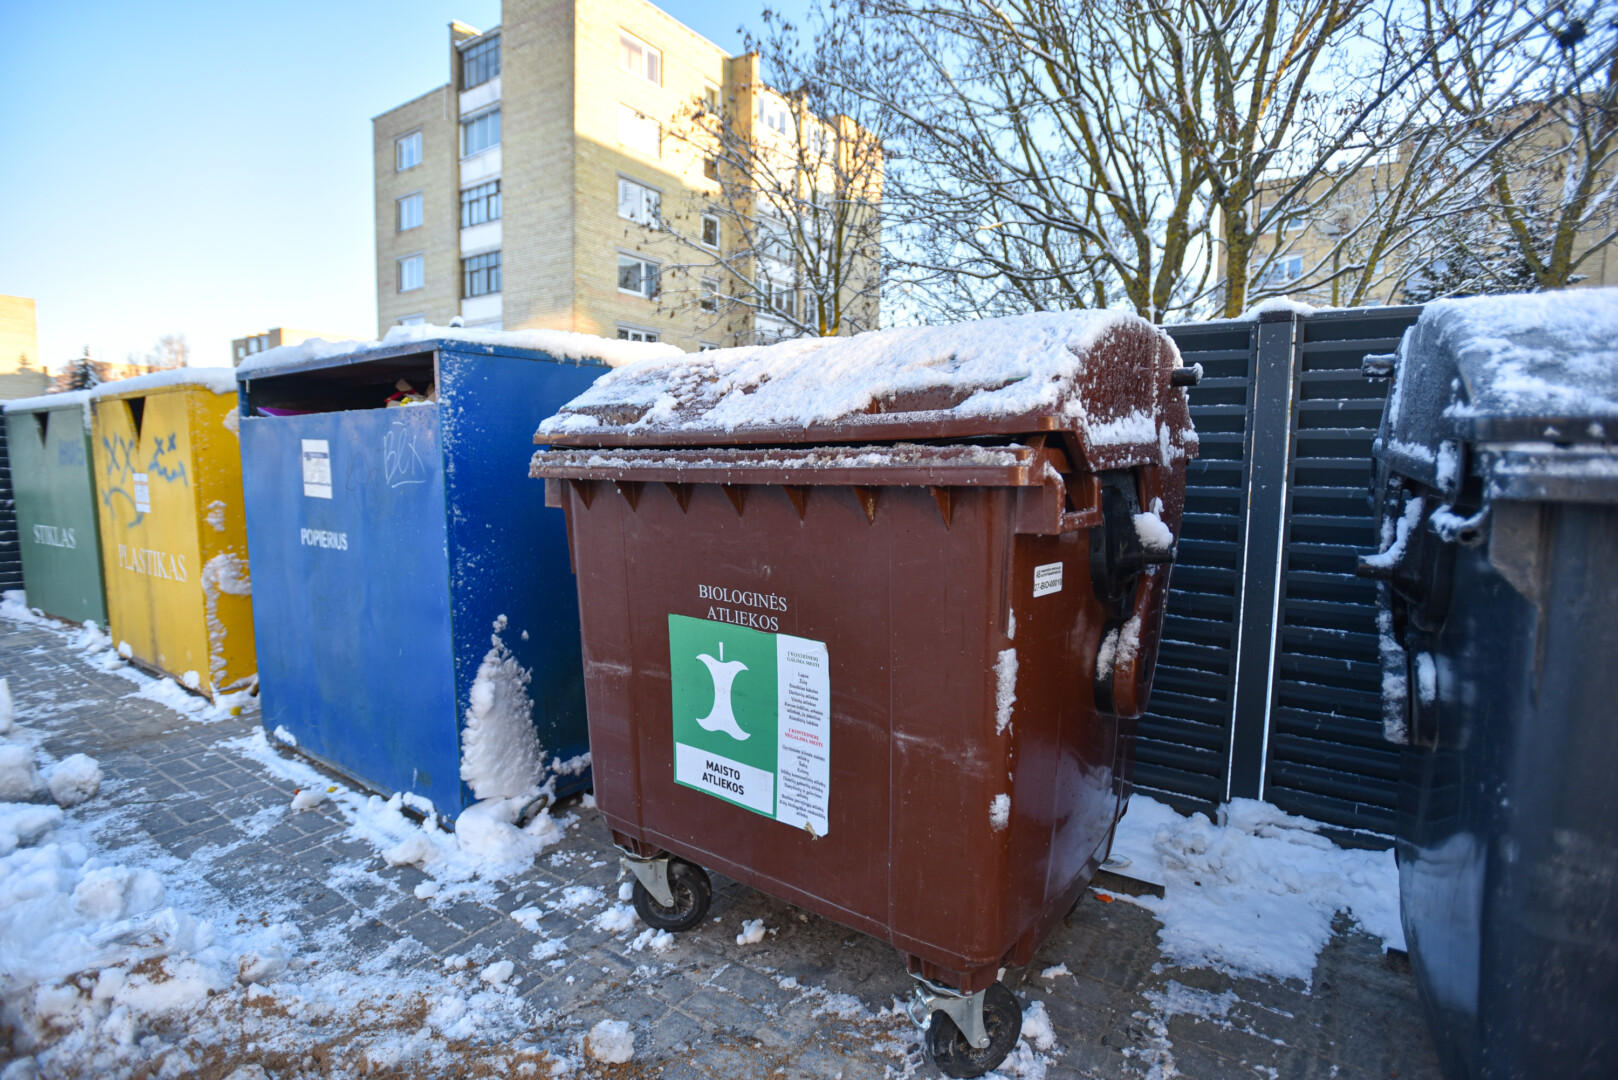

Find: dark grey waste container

[1360,289,1618,1080]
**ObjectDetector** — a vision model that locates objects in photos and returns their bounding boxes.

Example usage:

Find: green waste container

[3,391,107,625]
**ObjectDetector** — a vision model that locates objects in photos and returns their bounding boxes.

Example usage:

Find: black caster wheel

[926,981,1022,1078]
[631,859,712,932]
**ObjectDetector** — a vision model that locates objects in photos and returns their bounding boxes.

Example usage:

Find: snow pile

[289,787,327,811]
[1109,795,1403,984]
[1133,499,1175,552]
[0,676,12,733]
[595,904,637,934]
[735,918,768,946]
[3,388,97,417]
[587,1018,635,1064]
[538,310,1172,436]
[229,727,571,885]
[0,743,40,800]
[460,615,545,801]
[234,324,680,380]
[44,754,102,807]
[87,366,238,399]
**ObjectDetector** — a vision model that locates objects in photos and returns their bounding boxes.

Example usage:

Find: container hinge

[906,977,989,1050]
[617,849,675,908]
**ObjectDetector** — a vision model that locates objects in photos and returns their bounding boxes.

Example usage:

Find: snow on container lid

[234,324,682,381]
[4,389,96,413]
[88,366,239,400]
[534,311,1196,471]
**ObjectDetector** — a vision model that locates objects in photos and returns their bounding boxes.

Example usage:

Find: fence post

[1225,309,1298,800]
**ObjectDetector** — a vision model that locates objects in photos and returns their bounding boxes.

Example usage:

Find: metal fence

[0,420,22,595]
[1145,306,1422,838]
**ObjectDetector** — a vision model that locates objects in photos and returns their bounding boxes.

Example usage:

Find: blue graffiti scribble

[100,429,190,528]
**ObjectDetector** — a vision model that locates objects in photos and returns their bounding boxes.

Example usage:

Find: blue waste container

[1361,290,1618,1080]
[236,335,627,817]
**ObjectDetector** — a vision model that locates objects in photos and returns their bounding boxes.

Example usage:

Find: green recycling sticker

[668,614,831,836]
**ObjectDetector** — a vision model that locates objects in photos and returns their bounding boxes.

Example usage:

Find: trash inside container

[1361,289,1618,1080]
[4,391,107,625]
[90,370,256,701]
[531,312,1198,1077]
[235,331,675,819]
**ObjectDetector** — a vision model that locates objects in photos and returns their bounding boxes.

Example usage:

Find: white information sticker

[132,473,150,514]
[301,439,333,499]
[1033,562,1064,597]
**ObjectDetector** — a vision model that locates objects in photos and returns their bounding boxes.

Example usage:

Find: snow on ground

[1108,794,1403,985]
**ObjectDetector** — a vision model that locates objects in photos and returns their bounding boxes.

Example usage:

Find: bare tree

[655,22,887,342]
[1416,0,1617,291]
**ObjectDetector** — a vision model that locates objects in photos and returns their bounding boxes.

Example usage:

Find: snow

[595,904,637,934]
[735,918,768,945]
[587,1018,635,1064]
[43,754,102,807]
[1361,496,1423,571]
[1415,652,1437,706]
[990,793,1011,832]
[994,648,1018,735]
[0,677,11,734]
[1379,606,1410,744]
[1132,508,1175,552]
[537,310,1176,438]
[1020,999,1057,1051]
[234,324,680,380]
[0,744,41,800]
[480,960,516,987]
[4,388,97,414]
[460,615,546,801]
[1108,794,1404,985]
[87,366,238,399]
[1039,964,1070,980]
[199,553,252,697]
[1095,614,1143,680]
[1238,297,1323,321]
[289,787,327,811]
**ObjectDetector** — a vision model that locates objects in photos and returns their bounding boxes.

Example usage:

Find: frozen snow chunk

[415,880,440,900]
[1021,999,1057,1051]
[1132,509,1174,552]
[289,787,327,811]
[588,1019,635,1064]
[117,641,132,659]
[735,918,768,946]
[0,677,12,734]
[481,959,515,986]
[382,833,438,869]
[0,803,63,855]
[182,670,201,690]
[71,867,164,921]
[237,945,287,985]
[630,927,675,953]
[990,793,1011,831]
[511,905,544,932]
[618,880,634,902]
[994,648,1018,735]
[1039,963,1070,979]
[556,885,604,911]
[45,754,102,807]
[0,745,41,801]
[272,724,297,747]
[595,903,637,934]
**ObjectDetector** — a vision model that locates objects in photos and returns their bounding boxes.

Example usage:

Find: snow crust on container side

[537,309,1160,436]
[994,648,1019,735]
[1107,794,1403,985]
[234,324,680,380]
[460,615,546,801]
[1361,496,1424,571]
[87,366,239,398]
[1424,287,1618,420]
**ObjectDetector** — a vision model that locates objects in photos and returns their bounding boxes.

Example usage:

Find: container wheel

[631,859,712,932]
[926,982,1021,1078]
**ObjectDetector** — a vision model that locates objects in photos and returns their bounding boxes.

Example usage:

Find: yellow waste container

[89,370,256,700]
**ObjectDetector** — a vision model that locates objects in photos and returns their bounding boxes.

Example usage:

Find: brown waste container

[530,313,1197,1077]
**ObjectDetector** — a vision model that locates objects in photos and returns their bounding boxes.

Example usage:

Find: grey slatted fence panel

[0,420,22,593]
[1262,307,1421,835]
[1138,322,1259,812]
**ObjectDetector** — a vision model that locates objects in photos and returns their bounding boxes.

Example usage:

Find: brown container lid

[532,312,1197,473]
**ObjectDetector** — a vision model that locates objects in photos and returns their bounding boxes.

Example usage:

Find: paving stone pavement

[1,616,1445,1079]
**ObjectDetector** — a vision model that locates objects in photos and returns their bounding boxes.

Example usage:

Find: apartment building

[373,0,856,349]
[231,328,349,366]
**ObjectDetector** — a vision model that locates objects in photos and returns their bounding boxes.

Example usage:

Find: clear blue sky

[0,0,805,370]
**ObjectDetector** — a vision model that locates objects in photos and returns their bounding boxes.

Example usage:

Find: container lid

[3,388,95,414]
[534,311,1196,472]
[234,325,681,382]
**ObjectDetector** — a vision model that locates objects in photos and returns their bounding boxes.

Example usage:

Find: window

[1281,213,1306,236]
[704,84,720,112]
[703,156,720,181]
[396,131,422,171]
[1262,256,1303,285]
[617,327,659,343]
[461,180,501,227]
[698,342,721,351]
[757,97,790,135]
[617,254,658,298]
[617,104,660,158]
[398,254,424,292]
[461,108,501,157]
[463,251,501,297]
[700,214,720,248]
[764,277,796,318]
[398,315,426,327]
[397,193,423,231]
[617,177,661,226]
[618,31,661,84]
[462,35,500,90]
[700,277,718,312]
